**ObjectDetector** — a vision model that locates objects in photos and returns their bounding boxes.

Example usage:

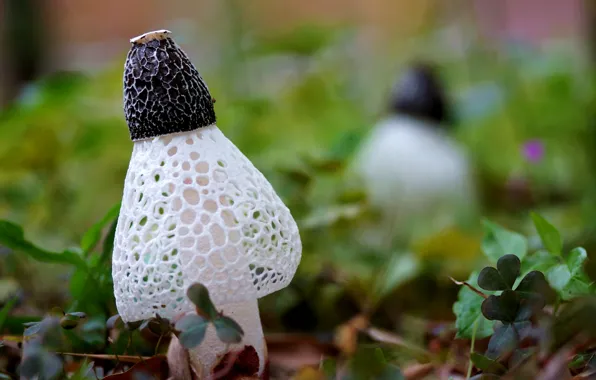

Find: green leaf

[521,250,558,274]
[0,220,87,270]
[478,267,508,291]
[20,346,63,380]
[482,220,528,263]
[0,297,17,331]
[516,271,556,304]
[80,202,120,254]
[545,264,571,292]
[453,272,495,339]
[567,248,588,276]
[186,283,218,320]
[60,314,82,330]
[486,323,520,360]
[213,316,244,344]
[374,252,420,301]
[376,364,404,380]
[497,254,521,289]
[320,357,337,378]
[100,219,118,265]
[470,352,507,374]
[530,212,562,255]
[176,314,208,349]
[481,290,519,323]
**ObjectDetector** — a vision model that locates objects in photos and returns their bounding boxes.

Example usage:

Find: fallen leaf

[212,345,260,379]
[103,355,169,380]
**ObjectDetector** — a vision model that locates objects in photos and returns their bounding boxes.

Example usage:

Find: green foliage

[470,352,507,375]
[453,272,496,339]
[481,220,528,263]
[530,212,562,255]
[175,314,208,348]
[80,203,120,254]
[0,220,87,269]
[186,283,219,320]
[173,282,245,348]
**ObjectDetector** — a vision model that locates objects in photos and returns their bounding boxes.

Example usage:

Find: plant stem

[466,318,479,380]
[154,333,164,355]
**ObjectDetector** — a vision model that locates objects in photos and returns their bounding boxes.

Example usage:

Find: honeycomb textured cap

[123,31,216,141]
[112,126,302,322]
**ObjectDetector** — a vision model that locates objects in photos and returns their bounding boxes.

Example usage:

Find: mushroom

[111,30,302,377]
[352,62,477,243]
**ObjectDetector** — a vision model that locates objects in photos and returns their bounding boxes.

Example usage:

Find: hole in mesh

[168,147,178,156]
[190,151,200,160]
[180,250,194,266]
[219,194,234,206]
[196,176,209,186]
[139,216,148,226]
[181,209,196,224]
[182,161,191,171]
[172,197,183,212]
[200,214,210,224]
[217,159,227,168]
[221,210,239,227]
[229,230,241,243]
[204,200,218,213]
[209,252,226,269]
[181,237,195,248]
[197,236,211,254]
[223,246,239,262]
[186,138,194,145]
[183,189,200,205]
[195,162,209,173]
[162,183,175,195]
[210,224,226,246]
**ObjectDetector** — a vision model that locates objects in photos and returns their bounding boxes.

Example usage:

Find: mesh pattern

[112,125,302,322]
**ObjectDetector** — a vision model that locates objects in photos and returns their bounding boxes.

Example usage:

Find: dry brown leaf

[103,355,169,380]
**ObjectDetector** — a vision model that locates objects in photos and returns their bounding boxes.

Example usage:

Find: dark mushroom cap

[123,30,216,141]
[389,62,451,126]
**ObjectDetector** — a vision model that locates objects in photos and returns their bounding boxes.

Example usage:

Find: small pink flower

[522,139,544,163]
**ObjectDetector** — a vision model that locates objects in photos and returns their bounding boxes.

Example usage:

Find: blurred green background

[2,0,596,331]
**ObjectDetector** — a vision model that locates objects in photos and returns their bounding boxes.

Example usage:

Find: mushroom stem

[171,299,267,379]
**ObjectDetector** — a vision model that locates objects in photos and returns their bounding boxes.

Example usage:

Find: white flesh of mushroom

[112,124,301,376]
[353,115,475,241]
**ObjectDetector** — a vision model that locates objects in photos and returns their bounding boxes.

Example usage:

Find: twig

[365,326,433,359]
[449,277,488,299]
[403,363,435,379]
[154,333,164,356]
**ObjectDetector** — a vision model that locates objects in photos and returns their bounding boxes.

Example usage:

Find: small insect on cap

[123,30,216,141]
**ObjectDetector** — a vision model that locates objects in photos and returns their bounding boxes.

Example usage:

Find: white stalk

[188,300,266,378]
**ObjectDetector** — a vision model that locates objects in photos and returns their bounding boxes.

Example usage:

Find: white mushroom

[352,63,477,243]
[111,30,302,377]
